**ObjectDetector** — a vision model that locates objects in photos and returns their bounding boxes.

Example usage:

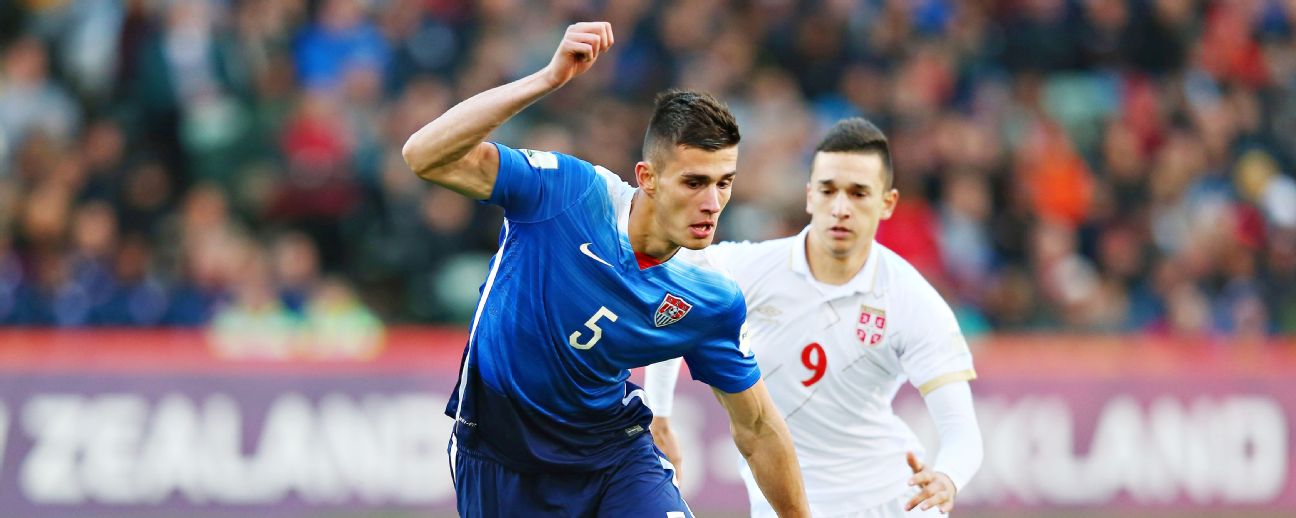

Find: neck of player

[628,191,681,262]
[805,232,871,285]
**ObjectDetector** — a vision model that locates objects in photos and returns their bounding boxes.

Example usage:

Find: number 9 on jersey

[801,342,827,387]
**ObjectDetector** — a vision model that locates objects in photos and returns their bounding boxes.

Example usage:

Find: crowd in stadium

[1,0,1293,337]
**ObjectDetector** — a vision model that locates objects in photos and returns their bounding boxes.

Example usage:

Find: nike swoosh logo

[579,242,613,267]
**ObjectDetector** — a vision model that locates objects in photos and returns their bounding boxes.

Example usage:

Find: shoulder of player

[716,235,797,261]
[590,164,635,199]
[498,144,616,187]
[874,242,952,314]
[500,144,635,221]
[707,235,798,276]
[662,250,745,309]
[669,248,741,288]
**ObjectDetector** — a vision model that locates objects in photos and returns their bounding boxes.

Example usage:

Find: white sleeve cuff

[643,357,683,417]
[922,380,983,493]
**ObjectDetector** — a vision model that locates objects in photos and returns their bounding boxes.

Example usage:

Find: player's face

[805,151,898,259]
[644,145,738,250]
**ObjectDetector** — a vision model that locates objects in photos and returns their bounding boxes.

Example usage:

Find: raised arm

[401,22,614,199]
[713,380,810,517]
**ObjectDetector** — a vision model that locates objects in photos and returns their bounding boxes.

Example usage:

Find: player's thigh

[453,449,596,517]
[596,441,693,518]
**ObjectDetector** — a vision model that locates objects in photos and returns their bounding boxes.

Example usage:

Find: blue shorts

[451,434,693,518]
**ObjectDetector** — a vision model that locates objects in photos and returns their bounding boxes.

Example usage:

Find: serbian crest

[856,305,887,346]
[654,293,692,328]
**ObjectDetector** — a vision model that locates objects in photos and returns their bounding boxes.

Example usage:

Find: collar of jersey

[789,225,882,297]
[614,184,672,272]
[610,184,738,275]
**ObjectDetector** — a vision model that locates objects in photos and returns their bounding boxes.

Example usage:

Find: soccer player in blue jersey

[401,22,810,517]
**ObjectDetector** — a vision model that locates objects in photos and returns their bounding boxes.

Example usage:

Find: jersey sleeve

[591,164,636,208]
[683,294,761,393]
[924,381,983,492]
[899,284,977,396]
[704,240,754,277]
[486,142,597,222]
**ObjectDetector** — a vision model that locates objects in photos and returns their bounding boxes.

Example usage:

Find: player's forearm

[644,358,683,416]
[649,415,673,439]
[649,416,684,483]
[716,383,810,516]
[401,70,561,179]
[925,381,983,491]
[734,414,810,517]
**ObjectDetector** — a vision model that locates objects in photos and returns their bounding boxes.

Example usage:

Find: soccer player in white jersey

[402,22,809,517]
[646,118,982,517]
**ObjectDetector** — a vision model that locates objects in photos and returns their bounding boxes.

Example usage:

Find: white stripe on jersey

[450,220,512,477]
[622,388,645,406]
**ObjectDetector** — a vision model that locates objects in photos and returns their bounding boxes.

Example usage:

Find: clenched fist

[543,22,614,88]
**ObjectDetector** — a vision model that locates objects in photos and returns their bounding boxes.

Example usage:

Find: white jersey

[709,227,976,515]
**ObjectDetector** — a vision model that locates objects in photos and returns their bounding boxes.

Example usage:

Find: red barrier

[0,327,468,374]
[1,328,1290,376]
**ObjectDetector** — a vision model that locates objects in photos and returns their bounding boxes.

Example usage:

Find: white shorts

[749,491,948,518]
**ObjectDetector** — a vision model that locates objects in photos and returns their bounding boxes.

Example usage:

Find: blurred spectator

[0,36,80,171]
[294,0,390,92]
[163,183,241,325]
[1267,231,1296,333]
[939,169,994,296]
[79,119,128,202]
[269,91,361,268]
[99,233,169,326]
[26,0,125,103]
[1236,149,1296,231]
[67,200,119,322]
[271,230,321,312]
[117,160,174,238]
[0,232,20,324]
[1019,121,1095,227]
[299,276,384,359]
[208,241,298,359]
[124,0,256,189]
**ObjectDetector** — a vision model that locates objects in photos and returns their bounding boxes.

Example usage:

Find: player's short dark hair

[643,90,740,166]
[815,117,893,188]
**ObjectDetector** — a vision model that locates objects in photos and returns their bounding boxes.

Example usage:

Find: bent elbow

[400,139,415,167]
[730,421,763,458]
[404,146,453,185]
[401,139,430,178]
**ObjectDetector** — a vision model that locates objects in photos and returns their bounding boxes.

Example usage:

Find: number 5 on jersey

[569,306,618,350]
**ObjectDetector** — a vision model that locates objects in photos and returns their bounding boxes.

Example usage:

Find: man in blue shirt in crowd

[401,21,809,518]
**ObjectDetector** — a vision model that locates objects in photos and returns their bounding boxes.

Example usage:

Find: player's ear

[805,182,813,215]
[635,161,657,194]
[881,188,899,220]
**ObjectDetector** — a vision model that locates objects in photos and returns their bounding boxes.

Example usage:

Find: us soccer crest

[856,305,887,346]
[654,293,692,328]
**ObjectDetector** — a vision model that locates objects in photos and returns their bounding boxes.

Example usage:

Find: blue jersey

[446,143,759,473]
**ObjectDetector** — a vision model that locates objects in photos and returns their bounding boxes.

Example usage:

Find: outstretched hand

[905,451,957,514]
[543,22,614,88]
